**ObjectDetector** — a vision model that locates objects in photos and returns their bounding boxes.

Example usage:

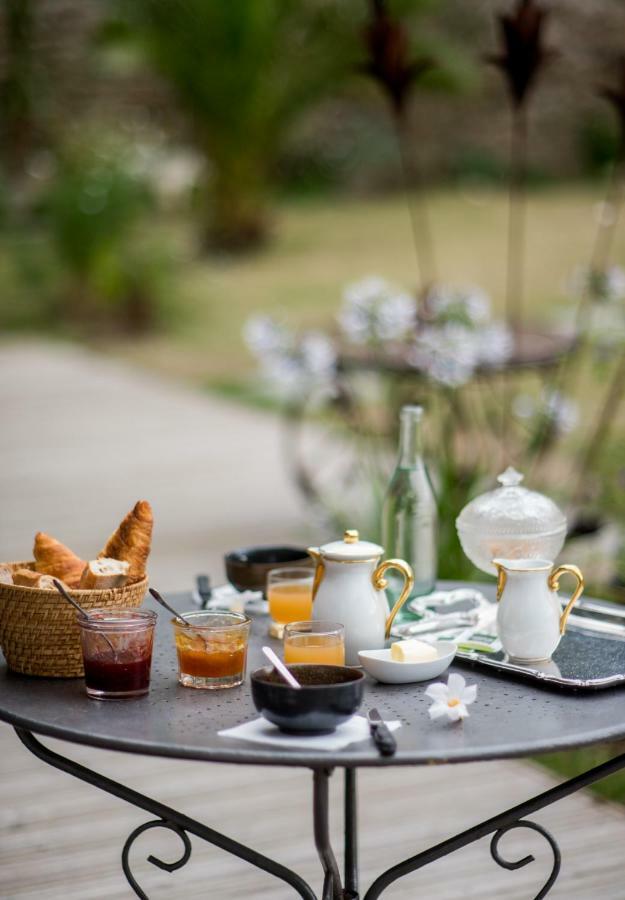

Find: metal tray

[396,589,625,692]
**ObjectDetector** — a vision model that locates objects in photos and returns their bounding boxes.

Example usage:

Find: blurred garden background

[2,0,625,863]
[5,0,625,590]
[2,0,625,578]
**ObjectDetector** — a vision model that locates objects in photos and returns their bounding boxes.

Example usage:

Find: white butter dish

[358,641,457,684]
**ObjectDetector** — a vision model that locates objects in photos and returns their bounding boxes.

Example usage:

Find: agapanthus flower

[513,389,579,435]
[568,265,625,305]
[244,316,336,399]
[410,323,479,387]
[339,276,416,345]
[427,285,491,327]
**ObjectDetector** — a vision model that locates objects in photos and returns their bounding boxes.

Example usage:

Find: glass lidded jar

[455,467,567,576]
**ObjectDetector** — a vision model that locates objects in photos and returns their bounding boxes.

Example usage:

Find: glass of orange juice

[284,621,345,666]
[267,567,313,638]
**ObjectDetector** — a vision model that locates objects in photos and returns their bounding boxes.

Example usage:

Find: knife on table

[367,708,397,757]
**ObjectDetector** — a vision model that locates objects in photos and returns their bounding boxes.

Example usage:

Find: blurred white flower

[479,323,514,367]
[410,319,512,387]
[428,285,492,327]
[568,265,625,305]
[243,316,336,399]
[513,389,579,435]
[544,390,578,434]
[243,315,290,356]
[410,323,478,387]
[339,276,416,345]
[425,673,477,722]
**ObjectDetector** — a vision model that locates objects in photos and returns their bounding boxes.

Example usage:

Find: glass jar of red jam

[78,608,157,700]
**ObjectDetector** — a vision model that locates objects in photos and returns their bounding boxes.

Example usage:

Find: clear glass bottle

[382,405,438,615]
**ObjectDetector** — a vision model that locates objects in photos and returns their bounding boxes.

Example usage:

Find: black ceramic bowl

[250,664,365,734]
[224,545,311,594]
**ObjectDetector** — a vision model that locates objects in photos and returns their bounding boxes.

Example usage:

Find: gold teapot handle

[372,559,415,639]
[307,548,325,602]
[548,564,585,635]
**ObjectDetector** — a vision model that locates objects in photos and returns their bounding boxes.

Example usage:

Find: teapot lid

[456,467,567,537]
[320,529,384,561]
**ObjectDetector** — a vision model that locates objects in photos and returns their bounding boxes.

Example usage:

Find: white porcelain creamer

[308,530,414,666]
[493,558,584,662]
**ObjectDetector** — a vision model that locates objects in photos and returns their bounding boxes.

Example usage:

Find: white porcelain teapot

[308,530,414,665]
[493,557,584,662]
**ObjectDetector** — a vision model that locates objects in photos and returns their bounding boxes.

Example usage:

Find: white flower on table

[425,673,477,722]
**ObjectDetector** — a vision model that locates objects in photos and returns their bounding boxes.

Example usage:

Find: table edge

[2,706,625,769]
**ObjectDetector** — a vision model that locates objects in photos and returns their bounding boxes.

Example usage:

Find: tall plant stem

[394,112,437,299]
[501,106,528,465]
[506,107,528,338]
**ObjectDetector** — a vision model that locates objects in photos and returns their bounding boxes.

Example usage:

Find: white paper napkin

[218,715,401,751]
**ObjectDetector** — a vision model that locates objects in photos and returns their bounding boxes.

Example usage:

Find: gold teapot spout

[307,547,325,601]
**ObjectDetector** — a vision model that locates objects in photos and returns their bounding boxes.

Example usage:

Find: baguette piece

[0,566,13,585]
[12,569,67,591]
[98,500,152,581]
[12,569,42,588]
[80,558,130,590]
[33,532,85,588]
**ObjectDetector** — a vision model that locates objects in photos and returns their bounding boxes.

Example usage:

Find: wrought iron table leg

[15,728,316,900]
[313,768,343,900]
[364,749,625,900]
[344,768,358,899]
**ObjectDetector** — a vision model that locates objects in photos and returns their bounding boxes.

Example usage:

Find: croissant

[98,500,152,581]
[33,532,85,587]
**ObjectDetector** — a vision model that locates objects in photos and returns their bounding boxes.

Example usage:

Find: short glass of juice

[267,567,313,639]
[173,611,251,689]
[284,621,345,666]
[78,608,157,700]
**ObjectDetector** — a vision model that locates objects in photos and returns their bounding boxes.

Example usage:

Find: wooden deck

[2,724,624,899]
[1,341,624,898]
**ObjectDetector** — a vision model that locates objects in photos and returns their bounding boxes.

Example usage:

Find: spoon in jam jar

[53,579,116,656]
[149,588,191,626]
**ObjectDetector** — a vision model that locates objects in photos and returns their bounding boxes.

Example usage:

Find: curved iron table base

[14,728,625,900]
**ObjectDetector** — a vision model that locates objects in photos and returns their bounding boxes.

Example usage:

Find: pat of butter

[390,639,438,663]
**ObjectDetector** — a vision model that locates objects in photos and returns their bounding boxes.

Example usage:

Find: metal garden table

[2,583,625,900]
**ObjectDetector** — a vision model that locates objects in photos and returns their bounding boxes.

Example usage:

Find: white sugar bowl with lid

[455,467,567,576]
[308,530,414,665]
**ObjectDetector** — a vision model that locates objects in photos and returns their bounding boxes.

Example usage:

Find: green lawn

[111,184,604,387]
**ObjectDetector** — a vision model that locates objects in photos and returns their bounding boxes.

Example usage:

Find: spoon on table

[262,646,301,689]
[149,588,191,626]
[53,579,116,656]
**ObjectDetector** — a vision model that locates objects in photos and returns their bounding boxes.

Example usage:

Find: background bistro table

[2,584,625,900]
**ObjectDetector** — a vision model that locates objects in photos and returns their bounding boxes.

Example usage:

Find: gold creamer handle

[494,561,507,602]
[549,564,585,635]
[372,558,415,639]
[307,547,325,602]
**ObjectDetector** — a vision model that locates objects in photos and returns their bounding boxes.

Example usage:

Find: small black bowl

[251,664,365,734]
[224,545,311,594]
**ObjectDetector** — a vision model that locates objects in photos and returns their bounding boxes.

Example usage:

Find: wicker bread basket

[0,561,148,677]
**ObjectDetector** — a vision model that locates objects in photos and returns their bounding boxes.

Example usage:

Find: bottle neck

[398,408,423,467]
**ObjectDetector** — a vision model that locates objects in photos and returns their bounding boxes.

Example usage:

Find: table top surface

[2,584,625,768]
